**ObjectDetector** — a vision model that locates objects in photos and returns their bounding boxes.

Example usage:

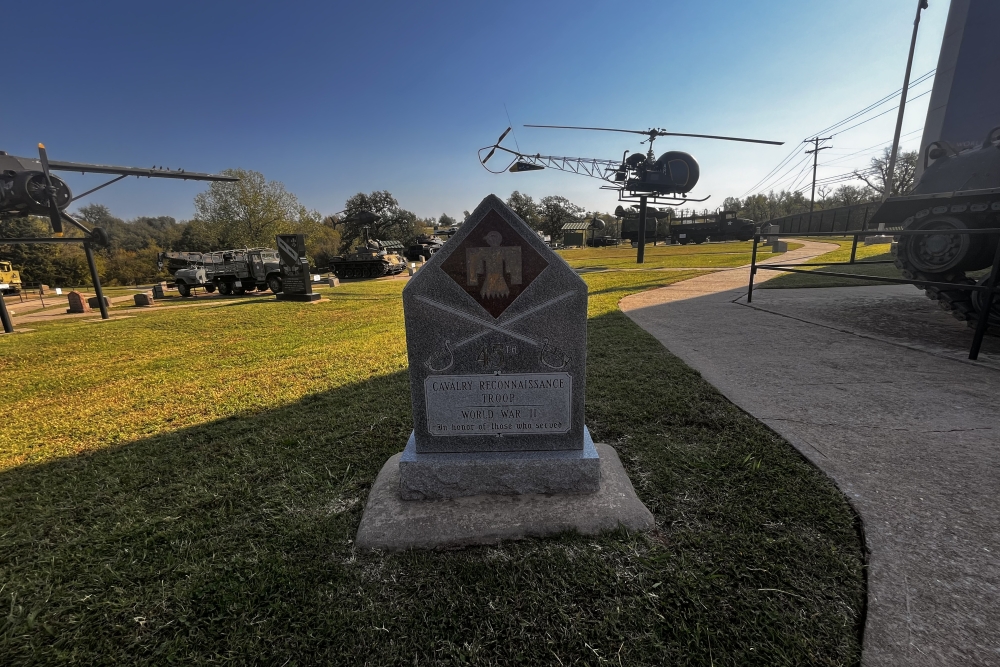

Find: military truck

[329,239,405,279]
[158,248,282,296]
[670,210,756,244]
[0,261,22,294]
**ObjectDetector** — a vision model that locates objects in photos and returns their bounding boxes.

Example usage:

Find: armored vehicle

[158,248,282,296]
[329,239,405,279]
[403,235,444,262]
[670,210,756,244]
[871,126,1000,326]
[0,261,22,294]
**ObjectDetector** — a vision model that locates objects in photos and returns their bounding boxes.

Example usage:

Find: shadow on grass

[0,310,865,666]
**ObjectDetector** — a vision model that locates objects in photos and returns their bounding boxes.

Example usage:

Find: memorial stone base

[356,441,654,551]
[276,292,322,302]
[399,428,600,500]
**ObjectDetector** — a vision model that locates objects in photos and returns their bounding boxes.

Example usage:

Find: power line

[812,69,935,137]
[819,128,923,166]
[831,89,930,137]
[749,151,813,196]
[744,68,936,198]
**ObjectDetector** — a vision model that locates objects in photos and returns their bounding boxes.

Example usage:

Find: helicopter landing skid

[603,186,711,206]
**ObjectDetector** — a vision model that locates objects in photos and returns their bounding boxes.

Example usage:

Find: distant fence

[767,202,887,235]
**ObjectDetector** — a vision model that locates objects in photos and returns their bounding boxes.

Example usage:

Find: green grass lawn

[759,239,901,289]
[0,271,865,665]
[559,241,802,271]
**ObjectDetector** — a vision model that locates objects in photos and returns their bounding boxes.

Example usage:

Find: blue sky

[4,1,948,221]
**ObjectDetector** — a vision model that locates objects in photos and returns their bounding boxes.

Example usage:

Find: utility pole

[805,137,833,213]
[886,0,929,200]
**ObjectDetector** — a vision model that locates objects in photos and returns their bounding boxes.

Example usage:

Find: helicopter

[478,124,782,262]
[0,143,237,327]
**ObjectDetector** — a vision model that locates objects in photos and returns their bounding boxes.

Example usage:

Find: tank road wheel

[894,215,995,327]
[267,276,282,294]
[897,217,974,276]
[377,263,388,277]
[218,281,233,296]
[204,284,216,294]
[176,282,191,297]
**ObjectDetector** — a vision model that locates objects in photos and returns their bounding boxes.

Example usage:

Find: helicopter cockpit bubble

[654,151,700,193]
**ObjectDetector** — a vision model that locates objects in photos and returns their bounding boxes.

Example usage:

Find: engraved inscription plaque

[425,372,572,436]
[402,194,588,453]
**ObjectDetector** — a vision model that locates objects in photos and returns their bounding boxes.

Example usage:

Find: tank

[870,126,1000,326]
[329,239,405,279]
[403,235,445,262]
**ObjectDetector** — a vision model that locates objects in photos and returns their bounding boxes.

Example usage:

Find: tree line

[722,148,918,222]
[0,169,452,286]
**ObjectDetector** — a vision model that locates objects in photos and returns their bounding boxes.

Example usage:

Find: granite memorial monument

[356,195,653,550]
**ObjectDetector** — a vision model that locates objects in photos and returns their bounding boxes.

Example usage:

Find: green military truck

[158,248,283,296]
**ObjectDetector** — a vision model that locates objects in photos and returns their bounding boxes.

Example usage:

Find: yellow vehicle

[0,260,21,294]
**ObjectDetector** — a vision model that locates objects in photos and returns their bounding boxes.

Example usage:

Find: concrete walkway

[621,253,999,665]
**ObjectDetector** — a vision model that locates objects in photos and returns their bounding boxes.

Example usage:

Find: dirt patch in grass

[0,270,864,665]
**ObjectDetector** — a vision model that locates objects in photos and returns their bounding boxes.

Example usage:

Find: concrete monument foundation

[356,443,652,551]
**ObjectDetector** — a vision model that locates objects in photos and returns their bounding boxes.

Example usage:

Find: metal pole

[637,196,648,264]
[805,137,833,215]
[748,234,760,303]
[968,241,1000,360]
[84,242,110,320]
[0,292,13,334]
[886,0,929,200]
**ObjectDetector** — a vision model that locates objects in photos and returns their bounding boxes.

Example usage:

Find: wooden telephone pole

[805,136,833,213]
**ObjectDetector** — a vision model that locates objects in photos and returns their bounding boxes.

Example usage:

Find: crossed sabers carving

[418,291,576,372]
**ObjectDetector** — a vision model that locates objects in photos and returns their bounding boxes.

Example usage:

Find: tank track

[894,248,996,329]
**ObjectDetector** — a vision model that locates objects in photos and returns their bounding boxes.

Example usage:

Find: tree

[438,213,457,228]
[538,195,584,239]
[854,148,918,198]
[721,196,742,212]
[339,190,419,252]
[193,169,301,248]
[506,191,539,228]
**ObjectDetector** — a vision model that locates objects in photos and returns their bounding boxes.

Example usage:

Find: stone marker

[133,292,155,307]
[87,295,111,310]
[770,240,788,253]
[356,194,653,550]
[327,276,340,287]
[152,282,168,299]
[275,234,321,302]
[66,291,90,313]
[39,284,51,295]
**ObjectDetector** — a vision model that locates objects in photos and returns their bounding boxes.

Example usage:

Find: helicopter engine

[0,169,73,216]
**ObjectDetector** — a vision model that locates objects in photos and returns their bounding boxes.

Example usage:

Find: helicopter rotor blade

[483,147,497,164]
[657,132,783,145]
[37,143,65,236]
[524,124,651,136]
[497,127,512,144]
